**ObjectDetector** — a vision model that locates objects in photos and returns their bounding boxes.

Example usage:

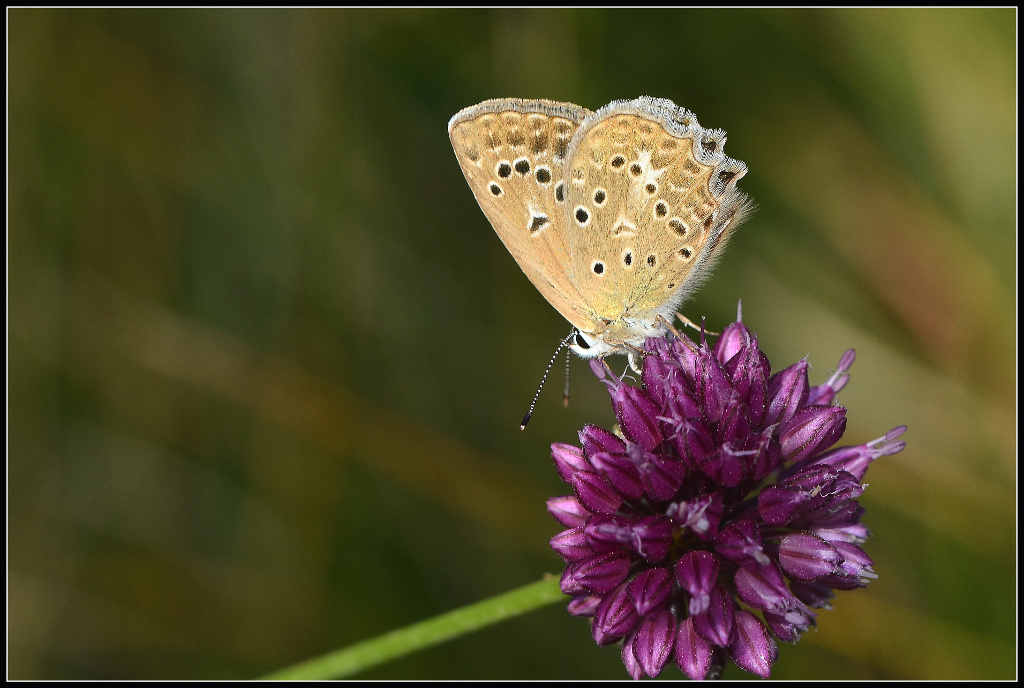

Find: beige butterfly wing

[449,99,598,334]
[561,97,751,345]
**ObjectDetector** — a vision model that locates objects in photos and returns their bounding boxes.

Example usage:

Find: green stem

[261,574,565,680]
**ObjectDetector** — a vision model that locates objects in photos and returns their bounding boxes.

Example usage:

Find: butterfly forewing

[449,99,597,332]
[563,98,750,333]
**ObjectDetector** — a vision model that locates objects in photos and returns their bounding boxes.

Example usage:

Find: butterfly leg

[655,314,684,340]
[675,311,719,337]
[624,343,648,374]
[656,314,701,353]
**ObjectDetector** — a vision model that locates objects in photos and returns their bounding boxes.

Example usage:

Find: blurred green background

[8,8,1015,680]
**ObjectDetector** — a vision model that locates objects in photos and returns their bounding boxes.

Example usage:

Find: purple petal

[789,580,836,609]
[674,550,719,615]
[634,610,677,678]
[638,454,688,501]
[559,561,587,595]
[567,594,601,617]
[747,428,783,482]
[663,335,701,383]
[585,514,674,563]
[661,381,702,422]
[714,518,768,566]
[734,561,796,613]
[570,470,623,514]
[757,483,802,526]
[807,443,874,481]
[630,515,673,563]
[590,451,645,500]
[592,363,664,451]
[641,343,677,407]
[697,442,750,488]
[728,609,778,678]
[585,514,637,554]
[551,442,590,482]
[810,425,907,480]
[779,405,847,464]
[692,584,735,647]
[546,495,591,528]
[550,527,593,562]
[573,551,631,594]
[763,605,816,643]
[723,338,770,426]
[628,567,673,616]
[814,522,871,544]
[579,424,626,458]
[669,416,716,469]
[765,359,809,428]
[830,541,877,586]
[718,396,753,447]
[883,425,909,443]
[592,582,639,645]
[674,616,714,680]
[778,532,843,581]
[694,347,733,423]
[806,349,856,406]
[776,465,864,525]
[611,384,664,451]
[713,319,751,365]
[621,630,643,680]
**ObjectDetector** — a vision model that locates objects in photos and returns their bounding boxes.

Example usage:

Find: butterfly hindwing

[563,98,750,331]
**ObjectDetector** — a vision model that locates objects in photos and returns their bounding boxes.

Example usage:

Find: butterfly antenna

[521,331,577,430]
[563,344,572,408]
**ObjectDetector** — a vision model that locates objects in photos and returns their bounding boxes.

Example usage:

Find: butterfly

[448,96,751,367]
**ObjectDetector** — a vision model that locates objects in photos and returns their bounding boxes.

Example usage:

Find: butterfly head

[568,329,612,359]
[568,313,669,360]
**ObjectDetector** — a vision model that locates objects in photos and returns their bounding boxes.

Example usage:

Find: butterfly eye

[610,154,626,170]
[535,167,551,184]
[514,158,531,175]
[593,189,607,206]
[654,201,668,218]
[629,163,643,177]
[574,331,591,349]
[496,161,512,178]
[489,182,502,196]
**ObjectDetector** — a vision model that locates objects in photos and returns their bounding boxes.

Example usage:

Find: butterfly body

[449,97,750,360]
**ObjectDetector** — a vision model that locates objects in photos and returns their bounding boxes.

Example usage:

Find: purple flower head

[548,317,905,679]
